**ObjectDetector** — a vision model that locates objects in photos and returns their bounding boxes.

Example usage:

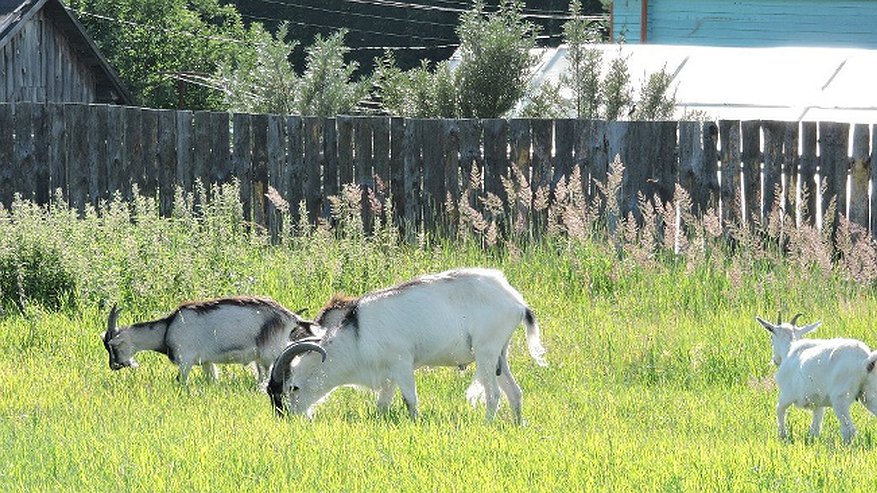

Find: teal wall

[613,0,877,48]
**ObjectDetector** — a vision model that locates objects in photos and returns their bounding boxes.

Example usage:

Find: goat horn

[269,342,328,384]
[106,304,120,339]
[790,313,803,326]
[776,311,783,325]
[295,307,308,316]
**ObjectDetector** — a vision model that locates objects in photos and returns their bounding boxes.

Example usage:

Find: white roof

[524,43,877,123]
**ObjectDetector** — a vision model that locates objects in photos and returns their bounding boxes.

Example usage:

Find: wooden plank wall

[0,10,100,104]
[1,103,876,239]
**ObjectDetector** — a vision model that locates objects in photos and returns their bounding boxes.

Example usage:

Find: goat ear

[798,321,821,336]
[755,316,775,333]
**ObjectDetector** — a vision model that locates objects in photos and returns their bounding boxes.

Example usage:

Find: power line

[250,0,461,29]
[238,12,457,42]
[349,43,460,51]
[330,0,606,20]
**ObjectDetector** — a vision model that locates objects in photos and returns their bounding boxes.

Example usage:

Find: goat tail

[523,308,548,367]
[867,351,877,373]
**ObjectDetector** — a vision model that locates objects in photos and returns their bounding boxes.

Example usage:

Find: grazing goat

[268,268,548,424]
[101,296,318,384]
[757,313,877,443]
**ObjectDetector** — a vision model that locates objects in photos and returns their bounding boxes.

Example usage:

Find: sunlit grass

[3,183,877,490]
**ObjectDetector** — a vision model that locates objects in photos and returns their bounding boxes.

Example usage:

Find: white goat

[101,296,318,384]
[757,313,877,443]
[268,268,548,424]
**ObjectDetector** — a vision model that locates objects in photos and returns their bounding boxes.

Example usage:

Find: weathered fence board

[157,109,176,216]
[421,119,444,229]
[402,118,421,228]
[66,103,88,209]
[3,103,877,242]
[849,124,869,229]
[819,121,850,229]
[286,115,304,221]
[761,120,785,217]
[302,117,322,223]
[32,103,50,205]
[389,117,405,225]
[373,117,390,187]
[251,114,269,227]
[232,113,252,221]
[267,114,286,241]
[799,121,818,224]
[740,121,761,220]
[718,120,740,223]
[89,105,108,206]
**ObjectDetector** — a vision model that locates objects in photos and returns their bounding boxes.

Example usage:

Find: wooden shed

[0,0,132,104]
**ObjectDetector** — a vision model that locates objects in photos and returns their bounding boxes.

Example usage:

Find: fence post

[232,113,252,222]
[402,119,422,233]
[302,117,323,224]
[740,121,761,222]
[819,121,850,231]
[0,104,12,208]
[286,115,303,224]
[389,117,405,230]
[32,103,50,205]
[157,109,176,216]
[719,120,741,226]
[761,121,784,218]
[251,114,269,228]
[66,104,89,210]
[421,119,445,234]
[336,116,354,188]
[267,113,287,242]
[849,124,870,230]
[799,121,818,226]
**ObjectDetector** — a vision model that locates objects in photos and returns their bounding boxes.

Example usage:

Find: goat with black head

[101,296,319,384]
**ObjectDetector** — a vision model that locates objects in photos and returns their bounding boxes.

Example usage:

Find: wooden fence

[1,103,876,238]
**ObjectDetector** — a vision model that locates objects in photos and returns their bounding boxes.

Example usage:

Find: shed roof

[525,43,877,123]
[0,0,133,105]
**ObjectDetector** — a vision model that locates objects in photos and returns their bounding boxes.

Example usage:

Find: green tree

[68,0,255,109]
[295,31,371,117]
[216,27,369,116]
[456,0,539,118]
[557,1,676,121]
[214,23,300,114]
[560,0,602,119]
[634,67,677,120]
[375,0,538,119]
[373,54,458,118]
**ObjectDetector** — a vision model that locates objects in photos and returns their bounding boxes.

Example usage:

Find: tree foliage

[560,0,603,119]
[456,0,539,118]
[68,0,255,109]
[551,0,676,121]
[374,0,538,119]
[216,26,369,116]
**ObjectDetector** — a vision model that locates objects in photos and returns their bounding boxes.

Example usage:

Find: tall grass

[2,169,877,491]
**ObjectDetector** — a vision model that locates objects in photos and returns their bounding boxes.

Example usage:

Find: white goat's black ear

[755,317,775,333]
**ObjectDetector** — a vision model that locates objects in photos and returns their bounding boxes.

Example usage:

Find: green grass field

[3,187,877,491]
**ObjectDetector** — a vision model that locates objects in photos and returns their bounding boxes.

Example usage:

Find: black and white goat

[268,268,548,424]
[101,296,318,384]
